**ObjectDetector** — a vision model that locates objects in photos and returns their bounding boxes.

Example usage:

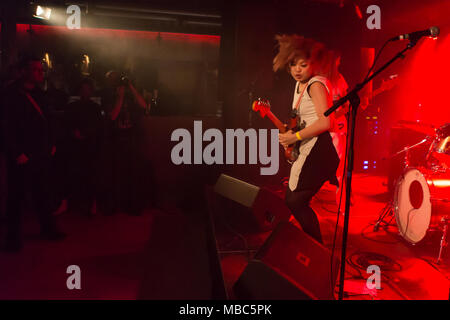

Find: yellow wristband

[295,131,302,141]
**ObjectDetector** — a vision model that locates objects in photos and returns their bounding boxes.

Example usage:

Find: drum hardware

[397,120,436,137]
[373,200,395,232]
[394,137,432,167]
[374,123,450,264]
[436,123,450,138]
[375,165,449,243]
[374,138,431,232]
[436,217,449,265]
[426,123,450,172]
[435,136,449,154]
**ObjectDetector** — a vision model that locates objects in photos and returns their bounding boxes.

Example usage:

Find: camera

[120,76,130,86]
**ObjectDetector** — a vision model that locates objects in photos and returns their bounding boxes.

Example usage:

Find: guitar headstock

[252,98,271,118]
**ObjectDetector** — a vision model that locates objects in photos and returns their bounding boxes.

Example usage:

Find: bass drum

[394,167,450,244]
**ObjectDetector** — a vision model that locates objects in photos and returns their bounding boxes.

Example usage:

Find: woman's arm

[110,86,125,121]
[279,81,331,147]
[128,83,147,110]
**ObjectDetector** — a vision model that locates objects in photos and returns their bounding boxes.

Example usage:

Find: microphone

[390,26,440,41]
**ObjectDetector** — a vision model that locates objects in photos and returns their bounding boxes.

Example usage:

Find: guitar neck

[266,111,287,133]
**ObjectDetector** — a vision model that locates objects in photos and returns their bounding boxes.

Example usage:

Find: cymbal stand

[436,216,449,265]
[374,138,430,232]
[373,200,395,232]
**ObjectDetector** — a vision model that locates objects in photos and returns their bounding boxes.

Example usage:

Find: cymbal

[397,120,436,136]
[384,137,431,159]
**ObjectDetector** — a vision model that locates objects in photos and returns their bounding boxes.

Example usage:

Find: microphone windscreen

[430,26,440,38]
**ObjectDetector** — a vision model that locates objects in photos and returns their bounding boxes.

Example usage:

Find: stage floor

[218,174,450,300]
[0,174,448,300]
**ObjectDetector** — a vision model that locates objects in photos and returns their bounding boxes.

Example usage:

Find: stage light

[81,54,90,76]
[34,5,52,20]
[43,52,52,70]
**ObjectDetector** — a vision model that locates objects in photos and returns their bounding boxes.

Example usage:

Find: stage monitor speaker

[233,222,340,300]
[213,174,290,232]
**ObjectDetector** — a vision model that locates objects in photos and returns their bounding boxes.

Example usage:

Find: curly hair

[273,34,336,78]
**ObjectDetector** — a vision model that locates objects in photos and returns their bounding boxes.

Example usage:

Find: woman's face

[290,58,313,83]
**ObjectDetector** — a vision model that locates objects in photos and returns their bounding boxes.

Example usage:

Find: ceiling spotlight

[81,54,91,76]
[43,53,52,69]
[34,5,52,20]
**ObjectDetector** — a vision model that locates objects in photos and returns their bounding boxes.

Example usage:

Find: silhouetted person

[46,66,70,215]
[2,56,66,252]
[1,65,22,219]
[100,71,147,216]
[65,78,103,215]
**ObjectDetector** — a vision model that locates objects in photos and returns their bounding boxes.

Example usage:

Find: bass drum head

[394,168,432,244]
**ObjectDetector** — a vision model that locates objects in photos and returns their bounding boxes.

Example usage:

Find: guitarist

[275,35,340,244]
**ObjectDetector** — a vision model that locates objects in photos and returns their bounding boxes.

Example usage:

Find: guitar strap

[25,92,46,119]
[294,82,308,112]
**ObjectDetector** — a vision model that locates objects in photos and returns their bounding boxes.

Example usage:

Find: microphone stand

[324,38,420,300]
[243,71,264,128]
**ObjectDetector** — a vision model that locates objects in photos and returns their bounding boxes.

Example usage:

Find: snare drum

[394,167,450,244]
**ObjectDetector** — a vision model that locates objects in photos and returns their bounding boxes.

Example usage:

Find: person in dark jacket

[3,56,66,252]
[65,78,103,215]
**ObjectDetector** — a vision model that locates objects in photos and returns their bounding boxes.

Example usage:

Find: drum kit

[374,122,450,264]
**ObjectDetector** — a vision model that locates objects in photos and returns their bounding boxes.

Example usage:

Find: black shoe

[40,230,67,241]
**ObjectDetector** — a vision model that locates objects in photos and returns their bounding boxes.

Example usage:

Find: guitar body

[252,99,300,163]
[285,143,300,163]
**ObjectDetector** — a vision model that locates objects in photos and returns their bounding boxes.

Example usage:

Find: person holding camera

[99,71,147,216]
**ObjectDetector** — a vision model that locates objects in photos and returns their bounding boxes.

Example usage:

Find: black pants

[69,140,98,212]
[52,140,71,203]
[5,158,57,244]
[285,184,323,244]
[111,133,142,214]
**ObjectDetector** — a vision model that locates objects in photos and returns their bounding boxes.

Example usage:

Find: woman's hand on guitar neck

[279,130,298,148]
